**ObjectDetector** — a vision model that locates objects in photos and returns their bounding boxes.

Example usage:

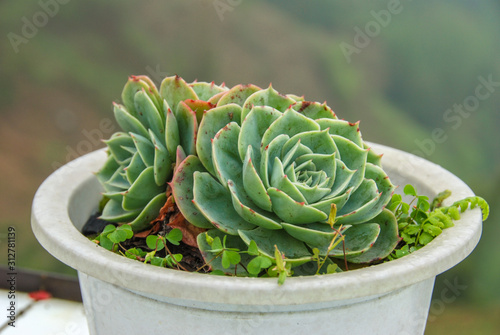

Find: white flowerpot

[31,143,483,335]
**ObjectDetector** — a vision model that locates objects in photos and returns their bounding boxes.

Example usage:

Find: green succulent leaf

[283,130,338,158]
[217,84,262,108]
[344,209,399,263]
[159,75,198,114]
[270,157,307,203]
[113,103,150,139]
[268,187,328,224]
[328,160,356,198]
[241,85,295,121]
[175,101,198,156]
[150,130,172,186]
[261,108,320,150]
[365,144,383,166]
[96,155,121,185]
[317,119,362,147]
[238,228,312,260]
[128,192,167,231]
[130,132,155,167]
[331,135,368,189]
[122,75,161,117]
[122,166,165,211]
[227,180,282,230]
[183,99,217,124]
[100,199,140,222]
[211,121,243,189]
[260,134,289,189]
[197,104,242,175]
[190,81,228,102]
[134,89,165,143]
[309,189,351,216]
[294,153,336,189]
[237,106,281,165]
[242,146,273,212]
[193,172,256,235]
[105,168,130,190]
[125,152,147,184]
[292,101,337,120]
[280,223,348,256]
[104,133,135,164]
[165,107,181,160]
[364,163,396,213]
[207,91,227,105]
[335,179,381,224]
[171,155,212,228]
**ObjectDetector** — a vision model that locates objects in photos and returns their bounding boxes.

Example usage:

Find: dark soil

[82,213,115,236]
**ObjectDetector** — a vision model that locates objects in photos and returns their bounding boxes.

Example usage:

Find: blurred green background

[1,0,498,333]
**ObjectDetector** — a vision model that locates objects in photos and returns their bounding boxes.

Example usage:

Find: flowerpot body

[78,273,434,335]
[31,144,483,335]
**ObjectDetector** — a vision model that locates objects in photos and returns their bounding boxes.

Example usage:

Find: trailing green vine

[386,185,489,260]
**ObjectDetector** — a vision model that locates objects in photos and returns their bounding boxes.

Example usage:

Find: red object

[29,290,52,301]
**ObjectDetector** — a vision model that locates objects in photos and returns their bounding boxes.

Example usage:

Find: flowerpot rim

[31,143,483,306]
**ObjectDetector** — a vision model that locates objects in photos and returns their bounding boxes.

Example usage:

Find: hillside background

[1,1,499,333]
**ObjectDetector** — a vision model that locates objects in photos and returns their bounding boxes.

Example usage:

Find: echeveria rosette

[172,85,399,274]
[96,75,227,231]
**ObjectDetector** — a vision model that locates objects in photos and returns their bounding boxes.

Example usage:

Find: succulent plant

[93,74,490,280]
[171,83,400,273]
[96,75,227,231]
